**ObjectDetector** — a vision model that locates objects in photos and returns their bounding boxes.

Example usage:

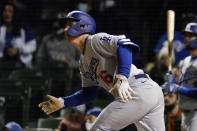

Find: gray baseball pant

[91,78,165,131]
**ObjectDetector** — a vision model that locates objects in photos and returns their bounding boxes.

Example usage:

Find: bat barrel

[167,10,175,72]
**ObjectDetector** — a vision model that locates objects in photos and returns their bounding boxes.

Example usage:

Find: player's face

[190,48,197,58]
[3,5,14,24]
[184,32,197,46]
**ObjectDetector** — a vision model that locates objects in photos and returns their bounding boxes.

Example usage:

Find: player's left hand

[38,95,64,115]
[109,74,134,101]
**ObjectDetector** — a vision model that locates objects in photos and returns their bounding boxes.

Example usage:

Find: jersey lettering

[84,57,99,82]
[100,36,112,42]
[99,70,113,86]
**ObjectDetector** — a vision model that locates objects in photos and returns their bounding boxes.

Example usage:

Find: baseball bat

[167,10,175,72]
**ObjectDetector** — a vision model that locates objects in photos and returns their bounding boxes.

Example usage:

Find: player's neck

[75,34,90,53]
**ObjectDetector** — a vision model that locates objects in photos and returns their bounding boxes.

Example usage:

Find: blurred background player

[163,22,197,131]
[163,38,197,131]
[182,22,197,50]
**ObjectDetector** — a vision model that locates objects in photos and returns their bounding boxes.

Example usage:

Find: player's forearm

[61,86,99,107]
[178,86,197,99]
[117,45,132,78]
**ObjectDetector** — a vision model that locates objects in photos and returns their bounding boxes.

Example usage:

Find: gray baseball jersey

[179,56,197,131]
[80,33,165,131]
[179,56,197,110]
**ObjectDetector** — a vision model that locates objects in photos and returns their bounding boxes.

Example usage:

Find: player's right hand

[109,74,134,101]
[38,95,64,115]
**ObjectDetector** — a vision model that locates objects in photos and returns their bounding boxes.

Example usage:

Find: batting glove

[109,74,134,101]
[38,95,64,115]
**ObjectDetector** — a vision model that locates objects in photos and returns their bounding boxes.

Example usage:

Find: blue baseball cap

[188,38,197,49]
[5,121,22,131]
[86,107,102,117]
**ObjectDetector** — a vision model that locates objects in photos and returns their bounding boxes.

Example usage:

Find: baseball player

[39,11,165,131]
[163,22,197,131]
[163,38,197,131]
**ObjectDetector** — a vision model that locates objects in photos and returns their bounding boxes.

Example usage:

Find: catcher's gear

[109,74,134,101]
[183,22,197,36]
[63,10,96,36]
[38,95,64,115]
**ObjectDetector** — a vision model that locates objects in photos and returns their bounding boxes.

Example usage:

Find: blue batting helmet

[183,22,197,35]
[64,11,96,36]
